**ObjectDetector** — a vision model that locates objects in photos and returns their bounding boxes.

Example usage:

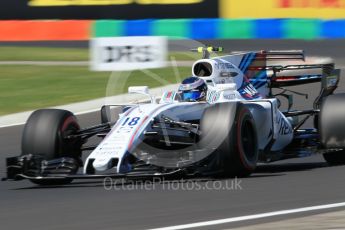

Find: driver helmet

[178,77,207,102]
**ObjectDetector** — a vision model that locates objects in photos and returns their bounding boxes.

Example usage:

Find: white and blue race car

[4,47,345,185]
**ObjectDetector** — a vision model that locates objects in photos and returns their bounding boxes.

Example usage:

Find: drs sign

[90,36,167,71]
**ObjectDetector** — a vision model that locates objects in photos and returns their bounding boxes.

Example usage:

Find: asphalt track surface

[1,40,345,230]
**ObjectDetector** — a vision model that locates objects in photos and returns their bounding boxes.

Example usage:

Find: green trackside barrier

[93,20,125,37]
[91,18,344,40]
[217,19,254,39]
[283,19,321,40]
[152,19,190,39]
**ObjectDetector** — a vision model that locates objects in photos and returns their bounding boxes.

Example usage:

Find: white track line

[0,122,25,128]
[149,202,345,230]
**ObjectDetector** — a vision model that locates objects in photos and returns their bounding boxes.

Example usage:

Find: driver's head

[178,77,207,102]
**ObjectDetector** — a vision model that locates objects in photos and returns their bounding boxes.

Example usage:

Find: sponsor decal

[223,92,236,100]
[242,84,258,97]
[1,0,217,20]
[279,0,345,8]
[276,112,292,135]
[206,90,220,103]
[214,62,235,70]
[238,82,262,100]
[161,91,177,103]
[221,0,345,18]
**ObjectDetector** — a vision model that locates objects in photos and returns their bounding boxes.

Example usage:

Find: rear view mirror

[128,86,156,103]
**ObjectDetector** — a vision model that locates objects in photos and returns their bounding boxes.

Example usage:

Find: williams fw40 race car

[3,47,345,185]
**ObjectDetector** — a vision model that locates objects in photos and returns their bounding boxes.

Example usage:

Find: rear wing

[231,50,305,61]
[263,63,338,88]
[264,63,341,108]
[193,48,304,61]
[260,50,305,61]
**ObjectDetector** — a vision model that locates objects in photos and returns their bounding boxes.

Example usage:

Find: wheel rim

[57,116,81,159]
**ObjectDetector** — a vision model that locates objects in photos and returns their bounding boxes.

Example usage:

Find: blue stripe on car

[238,55,248,70]
[250,71,267,87]
[241,53,256,72]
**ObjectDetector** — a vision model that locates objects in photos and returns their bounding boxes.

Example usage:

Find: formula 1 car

[4,47,345,185]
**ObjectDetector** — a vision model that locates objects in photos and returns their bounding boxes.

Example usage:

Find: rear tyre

[319,93,345,165]
[323,151,345,166]
[22,109,82,185]
[200,103,258,177]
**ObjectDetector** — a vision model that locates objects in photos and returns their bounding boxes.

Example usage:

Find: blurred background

[0,0,344,116]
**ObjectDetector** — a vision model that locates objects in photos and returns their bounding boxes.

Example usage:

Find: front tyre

[200,103,258,177]
[22,109,82,185]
